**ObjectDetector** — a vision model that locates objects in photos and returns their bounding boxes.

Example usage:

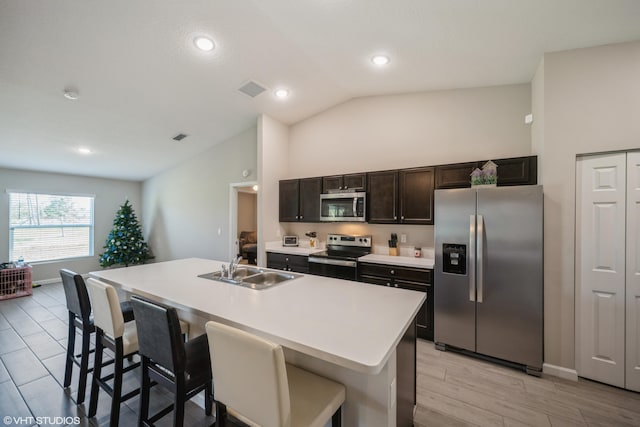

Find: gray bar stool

[205,321,345,427]
[130,295,213,427]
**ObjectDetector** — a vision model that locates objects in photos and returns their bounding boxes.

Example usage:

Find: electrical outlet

[400,234,407,243]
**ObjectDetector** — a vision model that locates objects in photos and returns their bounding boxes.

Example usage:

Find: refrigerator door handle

[477,214,484,303]
[469,214,476,302]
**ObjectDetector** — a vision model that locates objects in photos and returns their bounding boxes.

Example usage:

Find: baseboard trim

[34,277,62,285]
[543,363,578,381]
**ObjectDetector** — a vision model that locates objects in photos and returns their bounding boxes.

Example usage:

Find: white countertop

[90,258,424,375]
[359,254,435,269]
[265,241,325,256]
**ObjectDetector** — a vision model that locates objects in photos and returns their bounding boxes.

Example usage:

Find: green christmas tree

[99,200,150,267]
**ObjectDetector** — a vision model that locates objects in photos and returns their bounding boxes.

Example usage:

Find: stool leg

[173,377,185,427]
[110,340,124,427]
[332,406,342,427]
[138,358,150,427]
[204,381,213,416]
[64,312,76,388]
[88,330,104,417]
[215,402,227,427]
[76,326,91,404]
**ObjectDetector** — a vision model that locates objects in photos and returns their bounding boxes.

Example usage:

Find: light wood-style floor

[414,339,640,427]
[1,282,639,426]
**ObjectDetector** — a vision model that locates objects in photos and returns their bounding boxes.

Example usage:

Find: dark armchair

[239,231,257,265]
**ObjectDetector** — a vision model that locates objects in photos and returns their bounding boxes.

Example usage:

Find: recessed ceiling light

[194,36,215,52]
[77,147,91,155]
[371,55,390,66]
[63,90,79,100]
[274,89,289,99]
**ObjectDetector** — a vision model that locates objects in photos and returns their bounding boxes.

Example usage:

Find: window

[9,192,94,263]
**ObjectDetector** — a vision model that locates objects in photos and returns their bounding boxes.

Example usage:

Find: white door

[576,153,626,387]
[627,152,640,392]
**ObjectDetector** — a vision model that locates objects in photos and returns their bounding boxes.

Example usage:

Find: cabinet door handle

[401,216,405,220]
[387,283,391,287]
[390,270,395,275]
[394,284,398,288]
[300,215,303,220]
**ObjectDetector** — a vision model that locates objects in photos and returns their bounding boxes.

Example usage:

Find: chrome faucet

[228,255,242,278]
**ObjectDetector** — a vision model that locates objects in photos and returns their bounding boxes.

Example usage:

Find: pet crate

[0,264,33,300]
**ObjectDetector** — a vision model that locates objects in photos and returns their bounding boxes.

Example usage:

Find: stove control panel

[327,234,372,248]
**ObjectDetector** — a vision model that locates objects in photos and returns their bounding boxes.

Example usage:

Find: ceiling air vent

[238,80,267,98]
[172,133,188,141]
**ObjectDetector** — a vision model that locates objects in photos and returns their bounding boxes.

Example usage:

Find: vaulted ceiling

[1,0,639,180]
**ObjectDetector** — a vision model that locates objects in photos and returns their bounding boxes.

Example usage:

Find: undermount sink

[198,267,301,290]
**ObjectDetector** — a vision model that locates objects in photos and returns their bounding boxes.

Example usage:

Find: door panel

[434,189,476,351]
[627,152,640,391]
[576,153,626,388]
[475,186,543,369]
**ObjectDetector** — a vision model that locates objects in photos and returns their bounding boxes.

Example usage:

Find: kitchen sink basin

[198,267,301,290]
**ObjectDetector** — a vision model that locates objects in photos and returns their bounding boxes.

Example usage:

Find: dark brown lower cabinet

[266,252,309,274]
[358,263,434,341]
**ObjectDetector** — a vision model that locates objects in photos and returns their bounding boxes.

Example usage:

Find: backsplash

[282,223,434,256]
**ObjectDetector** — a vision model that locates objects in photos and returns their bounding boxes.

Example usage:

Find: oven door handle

[308,257,357,268]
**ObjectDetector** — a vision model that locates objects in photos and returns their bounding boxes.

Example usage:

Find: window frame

[7,190,96,264]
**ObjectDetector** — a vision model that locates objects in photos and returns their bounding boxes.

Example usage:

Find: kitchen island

[90,258,424,426]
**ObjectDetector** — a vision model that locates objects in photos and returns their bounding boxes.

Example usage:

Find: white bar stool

[205,321,345,427]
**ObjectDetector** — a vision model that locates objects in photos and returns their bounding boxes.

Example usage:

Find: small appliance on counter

[305,231,319,248]
[282,235,299,247]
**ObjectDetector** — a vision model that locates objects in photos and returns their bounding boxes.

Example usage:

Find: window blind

[9,192,94,263]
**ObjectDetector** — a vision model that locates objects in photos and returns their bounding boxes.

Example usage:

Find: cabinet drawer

[266,252,308,273]
[360,275,392,287]
[359,263,432,284]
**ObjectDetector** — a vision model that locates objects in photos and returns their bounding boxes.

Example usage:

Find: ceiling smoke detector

[238,81,267,98]
[172,133,188,141]
[63,89,79,100]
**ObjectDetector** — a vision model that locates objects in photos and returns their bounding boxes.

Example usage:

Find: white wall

[288,84,532,178]
[535,40,640,371]
[257,114,290,265]
[142,127,257,262]
[0,167,141,281]
[284,84,532,249]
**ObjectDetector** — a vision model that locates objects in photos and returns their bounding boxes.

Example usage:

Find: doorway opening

[229,182,258,265]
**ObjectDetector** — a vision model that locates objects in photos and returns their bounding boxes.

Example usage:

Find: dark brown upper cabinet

[298,177,322,222]
[399,167,435,224]
[367,170,399,223]
[435,162,479,189]
[490,156,537,186]
[279,177,322,222]
[279,179,299,222]
[435,156,537,189]
[322,173,367,192]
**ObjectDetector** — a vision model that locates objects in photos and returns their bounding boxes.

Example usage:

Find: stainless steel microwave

[319,191,366,222]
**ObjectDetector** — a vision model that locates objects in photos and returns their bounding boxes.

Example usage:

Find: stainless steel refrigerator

[434,185,543,374]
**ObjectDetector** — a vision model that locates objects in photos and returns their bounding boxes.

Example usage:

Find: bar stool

[130,295,213,427]
[205,321,345,427]
[59,269,134,404]
[86,277,142,426]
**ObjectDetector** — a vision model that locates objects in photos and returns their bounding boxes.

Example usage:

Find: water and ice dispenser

[442,243,466,275]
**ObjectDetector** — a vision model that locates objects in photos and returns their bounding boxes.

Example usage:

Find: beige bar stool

[205,321,345,427]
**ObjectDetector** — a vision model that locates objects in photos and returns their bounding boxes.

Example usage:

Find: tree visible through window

[9,192,94,263]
